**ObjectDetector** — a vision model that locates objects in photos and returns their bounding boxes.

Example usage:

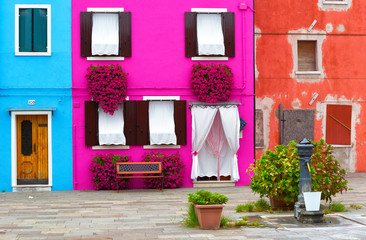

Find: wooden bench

[116,162,164,190]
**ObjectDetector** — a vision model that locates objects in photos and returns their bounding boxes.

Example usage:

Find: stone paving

[0,173,366,239]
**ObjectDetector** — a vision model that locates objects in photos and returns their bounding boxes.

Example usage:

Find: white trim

[11,111,53,189]
[87,8,124,12]
[296,71,321,75]
[191,8,227,13]
[192,57,228,61]
[143,145,181,149]
[143,96,180,101]
[331,144,352,148]
[92,145,130,150]
[15,4,51,56]
[323,1,348,5]
[87,57,124,61]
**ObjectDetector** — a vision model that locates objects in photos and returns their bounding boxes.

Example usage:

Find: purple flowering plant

[90,154,129,190]
[190,63,233,103]
[143,152,185,189]
[86,64,128,115]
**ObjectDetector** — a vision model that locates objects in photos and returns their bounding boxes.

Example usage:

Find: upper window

[326,104,352,145]
[185,8,235,59]
[80,8,131,60]
[15,5,51,56]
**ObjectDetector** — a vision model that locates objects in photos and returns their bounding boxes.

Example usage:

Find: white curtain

[98,105,126,145]
[197,14,225,56]
[92,13,119,55]
[219,106,240,181]
[191,105,240,181]
[149,101,177,145]
[191,106,218,179]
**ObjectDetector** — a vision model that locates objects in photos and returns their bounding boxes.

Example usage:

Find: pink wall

[72,0,254,190]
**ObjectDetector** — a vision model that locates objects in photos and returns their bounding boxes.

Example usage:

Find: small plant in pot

[187,190,228,229]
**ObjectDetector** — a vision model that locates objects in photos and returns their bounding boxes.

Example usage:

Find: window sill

[92,145,130,150]
[87,56,124,61]
[330,144,352,148]
[15,52,51,56]
[192,56,228,61]
[323,1,348,5]
[143,145,181,149]
[296,71,321,75]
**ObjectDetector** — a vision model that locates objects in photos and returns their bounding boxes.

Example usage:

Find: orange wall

[255,0,366,171]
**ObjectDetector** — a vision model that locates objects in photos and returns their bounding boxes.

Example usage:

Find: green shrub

[248,139,348,204]
[188,190,228,205]
[254,199,271,212]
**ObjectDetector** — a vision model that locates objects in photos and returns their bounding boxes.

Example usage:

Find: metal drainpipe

[73,124,78,189]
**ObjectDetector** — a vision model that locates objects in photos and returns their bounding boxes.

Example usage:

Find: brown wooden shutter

[223,12,235,57]
[124,101,137,145]
[80,12,93,57]
[326,105,352,145]
[136,101,149,145]
[119,12,131,57]
[185,12,197,57]
[298,40,316,71]
[85,101,98,146]
[174,100,187,145]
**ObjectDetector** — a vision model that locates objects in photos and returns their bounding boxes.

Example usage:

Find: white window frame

[323,0,348,5]
[87,8,124,61]
[143,96,181,149]
[289,30,326,80]
[11,111,53,189]
[190,8,228,61]
[15,4,51,56]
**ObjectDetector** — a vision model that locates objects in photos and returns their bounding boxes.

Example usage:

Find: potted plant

[188,190,228,229]
[247,139,348,210]
[247,141,299,210]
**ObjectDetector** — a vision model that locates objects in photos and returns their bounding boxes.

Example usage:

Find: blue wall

[0,0,72,191]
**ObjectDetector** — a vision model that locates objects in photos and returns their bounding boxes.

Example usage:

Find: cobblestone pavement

[0,173,366,239]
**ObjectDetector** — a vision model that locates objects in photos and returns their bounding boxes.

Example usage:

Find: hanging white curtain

[149,101,177,145]
[98,105,126,145]
[219,106,240,181]
[92,13,119,55]
[197,14,225,56]
[191,106,218,179]
[199,112,232,178]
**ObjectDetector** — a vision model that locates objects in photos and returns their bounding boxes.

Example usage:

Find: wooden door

[17,115,48,185]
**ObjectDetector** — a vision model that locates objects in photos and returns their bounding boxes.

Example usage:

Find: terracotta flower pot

[194,204,225,230]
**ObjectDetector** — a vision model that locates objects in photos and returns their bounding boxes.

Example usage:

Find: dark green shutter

[33,8,48,52]
[19,9,33,52]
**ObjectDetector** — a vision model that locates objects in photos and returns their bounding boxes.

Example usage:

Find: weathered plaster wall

[255,0,366,172]
[72,0,255,189]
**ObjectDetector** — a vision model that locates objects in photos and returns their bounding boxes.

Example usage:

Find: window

[15,5,51,56]
[185,8,234,59]
[298,40,317,72]
[85,100,187,147]
[326,104,352,145]
[323,0,347,4]
[80,8,131,60]
[98,105,126,145]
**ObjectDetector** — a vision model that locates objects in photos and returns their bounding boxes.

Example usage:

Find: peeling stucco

[255,27,261,81]
[326,23,333,33]
[256,97,274,150]
[292,98,302,109]
[337,24,345,32]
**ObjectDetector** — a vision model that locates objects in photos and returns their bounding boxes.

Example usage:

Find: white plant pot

[303,191,321,211]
